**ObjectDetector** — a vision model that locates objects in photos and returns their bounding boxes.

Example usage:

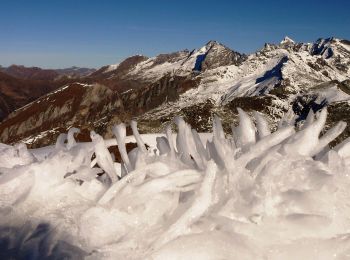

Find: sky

[0,0,349,69]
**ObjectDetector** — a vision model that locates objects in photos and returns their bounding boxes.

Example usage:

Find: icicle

[114,162,122,178]
[314,108,328,132]
[55,133,67,150]
[313,121,346,156]
[130,120,147,153]
[192,129,210,162]
[127,147,139,169]
[231,124,237,150]
[154,160,217,249]
[90,131,118,183]
[334,137,350,158]
[283,108,327,156]
[175,117,193,166]
[156,136,170,155]
[175,117,189,155]
[115,169,201,205]
[112,123,132,172]
[213,115,225,140]
[300,109,315,130]
[236,108,256,148]
[206,140,224,168]
[212,136,229,170]
[238,126,295,167]
[185,125,205,170]
[98,162,171,205]
[165,125,176,158]
[67,127,80,150]
[253,111,271,139]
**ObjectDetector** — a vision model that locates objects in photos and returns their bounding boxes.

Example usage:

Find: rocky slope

[0,71,73,121]
[0,65,96,121]
[1,65,60,81]
[0,37,349,147]
[0,75,197,147]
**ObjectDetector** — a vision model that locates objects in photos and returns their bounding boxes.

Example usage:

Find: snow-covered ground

[1,110,350,259]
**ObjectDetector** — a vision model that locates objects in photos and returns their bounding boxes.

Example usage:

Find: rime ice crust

[0,109,350,259]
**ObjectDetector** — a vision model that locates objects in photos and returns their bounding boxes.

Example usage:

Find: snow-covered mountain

[0,37,349,147]
[88,40,246,92]
[135,37,349,139]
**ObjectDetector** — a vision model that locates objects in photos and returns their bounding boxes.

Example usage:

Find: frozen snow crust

[1,108,350,259]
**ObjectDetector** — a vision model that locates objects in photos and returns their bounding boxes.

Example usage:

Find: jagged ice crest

[1,108,350,259]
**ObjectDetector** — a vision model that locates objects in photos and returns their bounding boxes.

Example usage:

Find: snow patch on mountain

[125,45,214,82]
[104,63,120,73]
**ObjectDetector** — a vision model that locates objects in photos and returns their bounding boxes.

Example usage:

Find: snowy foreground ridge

[1,109,350,259]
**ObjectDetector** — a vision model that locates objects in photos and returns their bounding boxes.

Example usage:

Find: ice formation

[1,108,350,259]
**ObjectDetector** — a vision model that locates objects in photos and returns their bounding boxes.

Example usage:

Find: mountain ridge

[0,65,96,80]
[0,36,349,147]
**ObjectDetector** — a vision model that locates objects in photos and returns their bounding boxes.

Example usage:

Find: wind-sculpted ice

[1,108,350,259]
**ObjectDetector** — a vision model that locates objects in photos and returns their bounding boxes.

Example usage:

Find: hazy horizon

[1,0,349,68]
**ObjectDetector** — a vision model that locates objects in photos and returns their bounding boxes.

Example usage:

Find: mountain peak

[280,36,295,45]
[206,40,219,44]
[205,40,222,48]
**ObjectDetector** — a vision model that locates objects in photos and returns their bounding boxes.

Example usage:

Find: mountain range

[0,65,96,80]
[0,36,349,147]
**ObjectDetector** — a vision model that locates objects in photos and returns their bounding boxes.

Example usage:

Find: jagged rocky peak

[279,36,297,51]
[205,40,221,48]
[200,40,247,71]
[280,36,295,45]
[310,37,336,58]
[261,38,295,53]
[261,42,279,52]
[261,37,299,53]
[312,37,350,60]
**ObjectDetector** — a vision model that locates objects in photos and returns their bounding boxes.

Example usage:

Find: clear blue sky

[0,0,349,69]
